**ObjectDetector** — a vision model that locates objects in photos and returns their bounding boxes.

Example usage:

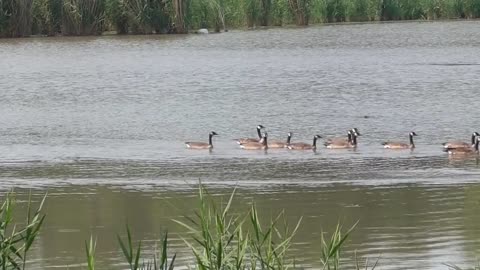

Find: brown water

[1,21,480,269]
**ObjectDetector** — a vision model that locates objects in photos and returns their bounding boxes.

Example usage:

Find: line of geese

[185,125,480,155]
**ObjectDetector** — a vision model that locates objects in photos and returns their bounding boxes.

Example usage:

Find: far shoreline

[1,18,478,41]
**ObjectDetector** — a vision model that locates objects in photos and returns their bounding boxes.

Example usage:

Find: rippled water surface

[1,21,480,269]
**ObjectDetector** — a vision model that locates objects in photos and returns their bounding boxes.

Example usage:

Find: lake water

[1,21,480,269]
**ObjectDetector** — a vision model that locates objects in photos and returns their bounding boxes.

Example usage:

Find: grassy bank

[0,0,480,37]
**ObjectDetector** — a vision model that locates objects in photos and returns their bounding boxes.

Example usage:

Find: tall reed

[85,236,97,270]
[116,225,176,270]
[62,0,105,35]
[0,0,34,37]
[288,0,311,25]
[4,0,480,37]
[174,185,302,269]
[105,0,128,34]
[32,0,56,35]
[0,191,46,270]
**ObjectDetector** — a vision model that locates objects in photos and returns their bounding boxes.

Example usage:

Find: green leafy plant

[85,236,97,270]
[0,191,46,270]
[116,224,176,270]
[174,184,302,270]
[320,221,358,270]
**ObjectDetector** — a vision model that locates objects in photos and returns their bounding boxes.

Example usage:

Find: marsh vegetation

[2,0,480,37]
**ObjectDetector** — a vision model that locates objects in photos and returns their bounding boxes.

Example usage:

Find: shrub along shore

[0,0,480,38]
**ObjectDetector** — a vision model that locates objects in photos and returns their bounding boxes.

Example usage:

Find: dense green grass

[1,0,480,37]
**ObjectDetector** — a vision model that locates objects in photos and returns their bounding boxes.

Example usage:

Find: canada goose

[240,132,268,150]
[444,135,479,155]
[382,132,418,149]
[235,125,265,144]
[442,132,480,149]
[287,135,322,150]
[268,132,292,148]
[326,128,361,143]
[350,130,360,147]
[185,131,218,149]
[325,131,352,148]
[324,129,360,149]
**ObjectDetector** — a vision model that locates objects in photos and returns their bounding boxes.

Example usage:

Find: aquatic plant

[62,0,106,35]
[31,0,59,35]
[3,0,480,37]
[115,225,176,270]
[0,0,35,37]
[105,0,128,34]
[0,191,46,270]
[320,222,358,270]
[85,236,97,270]
[173,185,302,269]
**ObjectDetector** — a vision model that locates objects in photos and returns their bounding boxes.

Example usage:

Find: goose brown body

[268,132,292,148]
[445,136,479,155]
[287,135,322,150]
[185,131,218,149]
[235,125,265,144]
[325,129,360,149]
[382,132,417,149]
[442,132,479,149]
[326,128,360,144]
[240,133,268,150]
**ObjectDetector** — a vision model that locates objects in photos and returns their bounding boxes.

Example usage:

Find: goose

[350,129,360,147]
[235,125,265,144]
[382,132,417,149]
[324,129,360,149]
[444,135,479,155]
[268,132,292,148]
[287,135,322,150]
[442,132,479,149]
[185,131,218,149]
[325,130,354,149]
[326,128,361,143]
[240,132,268,150]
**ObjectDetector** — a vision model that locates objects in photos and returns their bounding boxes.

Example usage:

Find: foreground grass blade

[85,236,96,270]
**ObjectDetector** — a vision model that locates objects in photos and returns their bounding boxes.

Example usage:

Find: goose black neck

[313,137,318,147]
[257,128,262,139]
[472,134,477,145]
[286,134,292,144]
[409,134,415,147]
[475,137,479,151]
[209,134,213,145]
[347,132,352,143]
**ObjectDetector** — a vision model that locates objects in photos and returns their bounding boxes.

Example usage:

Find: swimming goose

[287,135,322,150]
[185,131,218,149]
[240,132,268,150]
[235,125,265,144]
[325,131,354,148]
[382,132,418,149]
[351,129,360,147]
[268,132,292,148]
[326,128,361,143]
[324,129,360,149]
[326,130,351,145]
[444,135,479,155]
[442,132,479,149]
